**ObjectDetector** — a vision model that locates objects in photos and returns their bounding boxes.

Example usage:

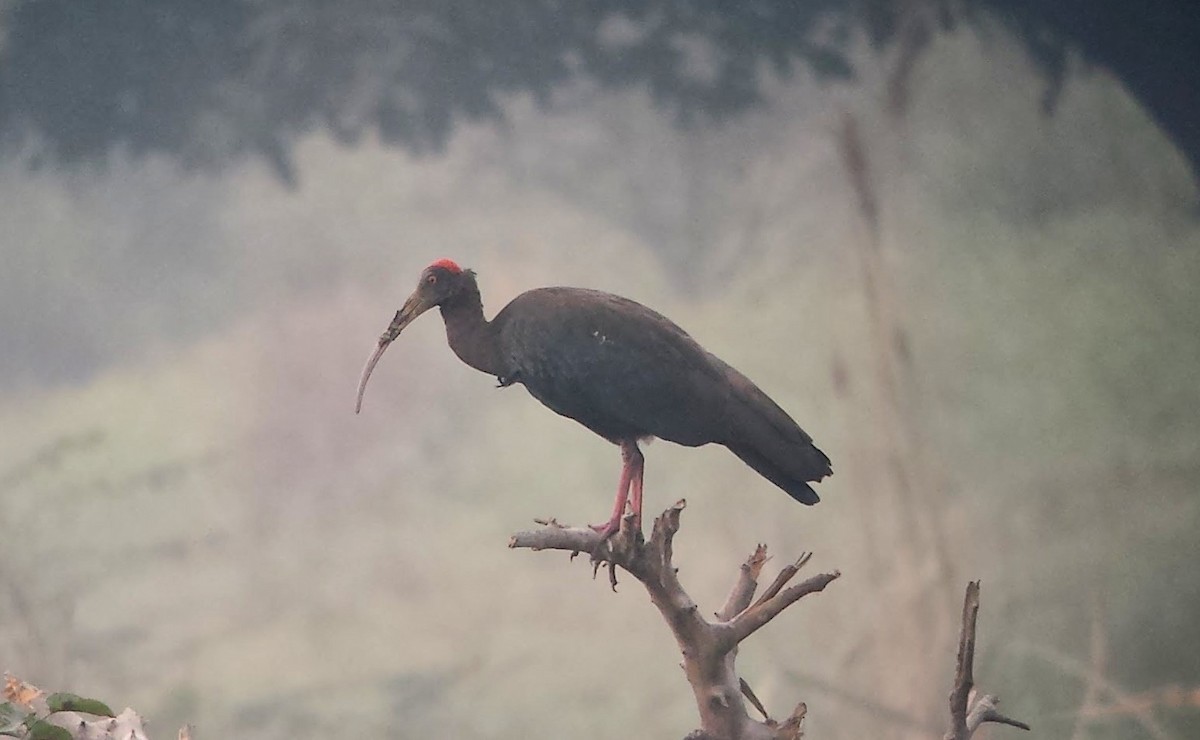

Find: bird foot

[589,520,620,541]
[587,512,643,591]
[589,511,641,542]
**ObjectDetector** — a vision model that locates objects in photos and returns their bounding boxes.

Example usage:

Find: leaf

[46,693,115,717]
[1,675,42,707]
[0,702,30,735]
[25,720,72,740]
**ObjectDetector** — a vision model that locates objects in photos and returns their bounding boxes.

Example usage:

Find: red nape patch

[428,258,463,274]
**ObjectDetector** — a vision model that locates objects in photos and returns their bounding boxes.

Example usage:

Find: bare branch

[751,552,813,610]
[739,678,770,722]
[508,524,600,553]
[1070,591,1107,740]
[512,510,1033,740]
[1015,641,1172,740]
[946,581,981,739]
[1075,684,1200,718]
[718,545,768,621]
[966,693,1032,733]
[727,571,842,647]
[944,582,1030,740]
[772,702,808,740]
[510,501,837,740]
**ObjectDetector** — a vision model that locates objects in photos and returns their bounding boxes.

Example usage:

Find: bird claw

[585,512,646,593]
[588,543,620,592]
[589,521,620,541]
[589,511,641,542]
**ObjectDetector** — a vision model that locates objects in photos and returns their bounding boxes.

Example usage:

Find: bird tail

[727,442,825,505]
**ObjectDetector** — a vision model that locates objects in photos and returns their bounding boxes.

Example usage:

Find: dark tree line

[977,0,1200,189]
[1,0,1197,189]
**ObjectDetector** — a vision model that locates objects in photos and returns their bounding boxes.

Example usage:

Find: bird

[355,258,831,537]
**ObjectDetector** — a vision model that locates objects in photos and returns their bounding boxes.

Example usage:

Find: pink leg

[591,440,643,539]
[628,444,645,528]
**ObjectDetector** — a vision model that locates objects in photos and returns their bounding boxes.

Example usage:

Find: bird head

[355,258,474,413]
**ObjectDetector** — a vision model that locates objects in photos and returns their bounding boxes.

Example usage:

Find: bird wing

[708,351,833,487]
[495,288,732,446]
[495,286,831,492]
[492,286,830,484]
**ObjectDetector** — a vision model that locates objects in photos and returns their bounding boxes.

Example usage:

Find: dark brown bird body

[356,260,831,534]
[485,287,830,501]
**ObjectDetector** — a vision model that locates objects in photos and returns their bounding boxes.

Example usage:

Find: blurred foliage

[44,694,114,718]
[976,0,1200,182]
[0,0,855,183]
[1,1,1196,185]
[1,675,116,740]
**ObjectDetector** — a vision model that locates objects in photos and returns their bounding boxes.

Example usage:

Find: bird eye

[426,275,437,285]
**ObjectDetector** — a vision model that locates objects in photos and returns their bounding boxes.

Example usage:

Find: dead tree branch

[509,500,840,740]
[944,581,1031,740]
[1015,641,1174,740]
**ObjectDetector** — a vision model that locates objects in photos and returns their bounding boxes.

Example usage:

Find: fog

[2,19,1198,740]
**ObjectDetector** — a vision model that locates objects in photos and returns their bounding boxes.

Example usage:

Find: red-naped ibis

[356,259,831,537]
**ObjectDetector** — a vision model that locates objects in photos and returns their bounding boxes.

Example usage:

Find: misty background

[1,2,1198,739]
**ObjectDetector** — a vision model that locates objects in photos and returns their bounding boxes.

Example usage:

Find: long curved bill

[354,292,433,413]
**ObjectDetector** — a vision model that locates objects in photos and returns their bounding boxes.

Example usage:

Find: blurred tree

[1,1,1196,189]
[976,0,1200,189]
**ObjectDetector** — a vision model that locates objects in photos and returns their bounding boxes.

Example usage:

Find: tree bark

[944,581,1031,740]
[509,500,839,740]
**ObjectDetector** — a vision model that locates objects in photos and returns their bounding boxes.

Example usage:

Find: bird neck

[439,287,503,376]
